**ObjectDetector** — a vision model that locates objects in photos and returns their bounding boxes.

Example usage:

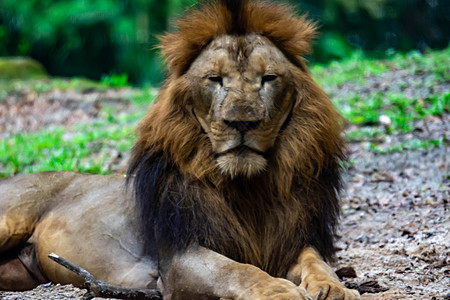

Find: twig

[48,253,162,300]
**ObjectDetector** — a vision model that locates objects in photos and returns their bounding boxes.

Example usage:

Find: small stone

[379,115,391,127]
[335,266,358,278]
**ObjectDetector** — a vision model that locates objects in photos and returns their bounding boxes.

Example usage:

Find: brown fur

[159,0,317,76]
[128,0,344,278]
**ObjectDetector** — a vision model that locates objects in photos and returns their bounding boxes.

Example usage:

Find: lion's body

[0,172,158,290]
[0,1,360,299]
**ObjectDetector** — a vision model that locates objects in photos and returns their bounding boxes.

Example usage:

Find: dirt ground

[337,135,449,299]
[0,76,448,299]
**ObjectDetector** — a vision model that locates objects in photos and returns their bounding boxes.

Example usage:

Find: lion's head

[131,0,342,185]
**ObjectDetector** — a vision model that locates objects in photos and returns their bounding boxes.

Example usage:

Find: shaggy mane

[128,0,345,278]
[159,0,317,76]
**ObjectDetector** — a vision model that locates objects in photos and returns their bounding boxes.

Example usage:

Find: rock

[0,57,47,79]
[336,266,358,278]
[345,280,389,295]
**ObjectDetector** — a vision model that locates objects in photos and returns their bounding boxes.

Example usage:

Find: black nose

[223,120,261,133]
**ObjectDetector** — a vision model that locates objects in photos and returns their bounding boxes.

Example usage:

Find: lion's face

[186,34,296,178]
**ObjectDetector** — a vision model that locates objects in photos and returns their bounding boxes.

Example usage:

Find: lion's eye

[261,74,277,85]
[208,76,223,86]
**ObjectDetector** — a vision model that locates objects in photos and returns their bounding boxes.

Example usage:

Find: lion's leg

[158,245,310,300]
[286,247,360,300]
[0,172,78,253]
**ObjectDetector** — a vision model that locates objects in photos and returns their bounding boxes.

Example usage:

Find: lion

[0,0,360,299]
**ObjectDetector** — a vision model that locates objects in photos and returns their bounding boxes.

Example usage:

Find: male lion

[0,1,360,299]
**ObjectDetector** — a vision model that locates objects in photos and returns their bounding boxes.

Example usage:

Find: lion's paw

[239,278,312,300]
[300,276,360,300]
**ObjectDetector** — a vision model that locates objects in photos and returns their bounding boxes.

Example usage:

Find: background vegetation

[1,48,448,177]
[0,0,448,85]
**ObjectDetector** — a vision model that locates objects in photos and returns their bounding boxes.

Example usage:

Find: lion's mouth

[216,144,265,157]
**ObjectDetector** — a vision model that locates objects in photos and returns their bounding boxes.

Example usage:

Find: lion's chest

[206,192,304,277]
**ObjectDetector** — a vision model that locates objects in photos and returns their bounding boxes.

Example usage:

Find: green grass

[345,128,384,142]
[0,73,139,100]
[312,48,449,154]
[369,137,447,155]
[338,93,448,132]
[101,73,129,87]
[0,77,109,99]
[0,73,157,176]
[311,47,450,87]
[312,49,449,130]
[311,51,389,88]
[0,111,145,177]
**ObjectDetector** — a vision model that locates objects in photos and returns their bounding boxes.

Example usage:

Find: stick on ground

[48,253,162,300]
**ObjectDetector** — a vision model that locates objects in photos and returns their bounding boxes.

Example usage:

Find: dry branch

[48,253,162,300]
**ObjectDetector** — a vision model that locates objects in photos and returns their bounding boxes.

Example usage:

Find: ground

[0,51,448,299]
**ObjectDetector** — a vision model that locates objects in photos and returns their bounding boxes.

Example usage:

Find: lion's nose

[221,102,264,133]
[223,120,261,133]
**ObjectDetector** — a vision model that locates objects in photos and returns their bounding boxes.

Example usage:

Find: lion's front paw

[300,276,360,300]
[239,278,311,300]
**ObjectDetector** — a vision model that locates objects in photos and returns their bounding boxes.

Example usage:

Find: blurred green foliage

[300,0,449,61]
[0,0,448,85]
[0,0,197,84]
[101,73,129,87]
